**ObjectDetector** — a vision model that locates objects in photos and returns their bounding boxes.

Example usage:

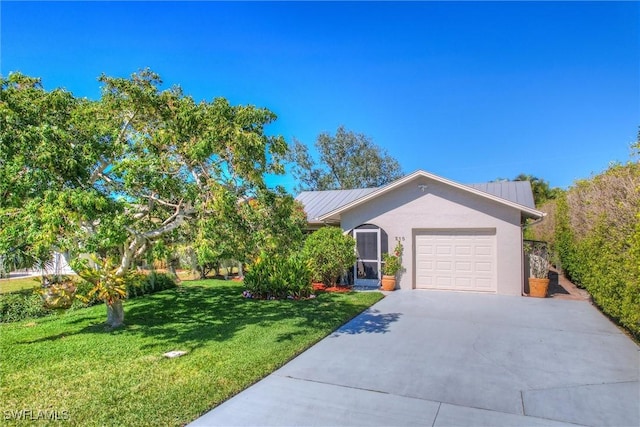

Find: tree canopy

[0,70,301,326]
[493,174,559,207]
[287,125,403,192]
[512,174,560,207]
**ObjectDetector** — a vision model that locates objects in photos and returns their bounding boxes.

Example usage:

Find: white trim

[317,170,545,222]
[353,228,381,287]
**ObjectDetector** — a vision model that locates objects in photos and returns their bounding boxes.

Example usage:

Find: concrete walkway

[191,291,639,427]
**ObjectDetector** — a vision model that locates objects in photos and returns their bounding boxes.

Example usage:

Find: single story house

[295,170,545,296]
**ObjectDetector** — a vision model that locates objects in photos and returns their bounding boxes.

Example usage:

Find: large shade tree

[189,186,307,278]
[0,70,289,327]
[288,125,403,192]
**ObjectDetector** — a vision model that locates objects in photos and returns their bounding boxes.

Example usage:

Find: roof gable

[296,170,544,223]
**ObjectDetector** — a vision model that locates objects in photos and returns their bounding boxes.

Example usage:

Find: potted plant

[526,241,550,298]
[381,241,403,291]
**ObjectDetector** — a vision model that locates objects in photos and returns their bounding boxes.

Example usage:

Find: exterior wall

[340,176,524,296]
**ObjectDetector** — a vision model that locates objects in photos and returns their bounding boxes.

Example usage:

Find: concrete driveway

[191,291,639,427]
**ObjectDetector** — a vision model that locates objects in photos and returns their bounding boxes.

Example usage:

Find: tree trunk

[106,299,124,328]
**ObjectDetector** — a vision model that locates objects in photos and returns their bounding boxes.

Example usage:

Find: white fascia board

[317,170,545,222]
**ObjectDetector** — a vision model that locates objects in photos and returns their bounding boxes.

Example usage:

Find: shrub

[0,290,52,323]
[73,279,102,308]
[302,226,356,286]
[382,241,404,276]
[244,252,313,299]
[532,162,640,339]
[126,272,177,298]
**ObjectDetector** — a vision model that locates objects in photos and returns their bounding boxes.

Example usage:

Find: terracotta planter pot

[381,275,396,291]
[528,278,549,298]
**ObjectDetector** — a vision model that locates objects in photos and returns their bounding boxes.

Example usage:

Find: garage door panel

[455,246,472,256]
[417,245,434,255]
[475,246,492,256]
[475,278,493,289]
[436,245,452,255]
[416,230,496,292]
[436,261,452,271]
[475,262,492,272]
[455,277,472,288]
[455,261,472,272]
[436,276,452,287]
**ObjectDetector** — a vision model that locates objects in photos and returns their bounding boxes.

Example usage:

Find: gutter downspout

[522,213,546,230]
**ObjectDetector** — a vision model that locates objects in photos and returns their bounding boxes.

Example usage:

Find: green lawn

[0,280,383,426]
[0,276,41,294]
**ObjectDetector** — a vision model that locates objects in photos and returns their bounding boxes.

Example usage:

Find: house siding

[340,176,524,295]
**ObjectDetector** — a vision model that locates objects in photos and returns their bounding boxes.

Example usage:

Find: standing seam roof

[295,188,377,223]
[295,180,536,223]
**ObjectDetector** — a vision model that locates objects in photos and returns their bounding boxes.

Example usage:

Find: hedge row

[533,162,639,339]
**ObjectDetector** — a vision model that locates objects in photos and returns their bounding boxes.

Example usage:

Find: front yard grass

[0,280,383,426]
[0,276,41,294]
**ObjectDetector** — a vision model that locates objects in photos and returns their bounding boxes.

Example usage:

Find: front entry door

[354,228,380,288]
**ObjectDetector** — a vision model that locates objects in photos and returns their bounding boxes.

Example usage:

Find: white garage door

[415,229,496,292]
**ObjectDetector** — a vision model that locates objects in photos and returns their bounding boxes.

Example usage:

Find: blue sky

[2,1,638,193]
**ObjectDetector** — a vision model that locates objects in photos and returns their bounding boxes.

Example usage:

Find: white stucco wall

[340,176,525,296]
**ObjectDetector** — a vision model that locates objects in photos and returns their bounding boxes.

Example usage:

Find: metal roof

[295,188,378,224]
[295,174,540,223]
[467,181,535,209]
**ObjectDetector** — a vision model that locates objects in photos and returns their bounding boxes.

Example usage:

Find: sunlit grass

[0,277,41,294]
[0,280,383,426]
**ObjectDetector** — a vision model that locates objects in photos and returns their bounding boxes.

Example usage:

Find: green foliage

[1,70,289,324]
[244,252,313,299]
[513,174,559,207]
[126,272,177,298]
[73,279,102,308]
[302,227,357,286]
[552,193,582,283]
[0,272,177,324]
[288,125,404,192]
[72,257,128,306]
[0,290,52,323]
[38,280,77,310]
[382,241,404,276]
[542,163,640,339]
[192,187,307,273]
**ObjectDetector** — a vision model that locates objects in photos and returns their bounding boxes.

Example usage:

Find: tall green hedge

[541,163,640,339]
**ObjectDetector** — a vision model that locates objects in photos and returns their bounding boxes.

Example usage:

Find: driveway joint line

[431,402,441,427]
[522,379,640,393]
[278,374,391,396]
[278,373,583,424]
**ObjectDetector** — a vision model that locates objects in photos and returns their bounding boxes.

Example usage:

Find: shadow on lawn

[20,282,381,349]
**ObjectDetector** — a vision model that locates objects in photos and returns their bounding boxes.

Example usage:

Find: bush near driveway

[0,280,382,426]
[532,161,640,339]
